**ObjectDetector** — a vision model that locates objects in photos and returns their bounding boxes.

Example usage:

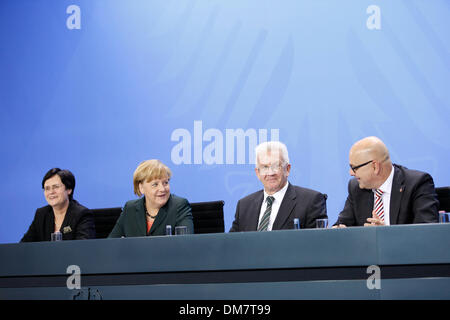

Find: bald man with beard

[334,136,439,227]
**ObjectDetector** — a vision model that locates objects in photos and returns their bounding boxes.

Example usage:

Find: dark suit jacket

[108,194,194,238]
[229,183,328,232]
[336,164,439,226]
[20,200,96,242]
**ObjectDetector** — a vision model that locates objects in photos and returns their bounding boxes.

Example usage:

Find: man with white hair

[229,141,327,232]
[334,136,439,227]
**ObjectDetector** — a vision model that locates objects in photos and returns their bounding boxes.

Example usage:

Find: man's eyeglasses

[257,163,285,175]
[349,155,389,173]
[349,160,373,173]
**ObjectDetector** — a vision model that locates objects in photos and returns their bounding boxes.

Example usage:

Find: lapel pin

[63,226,72,234]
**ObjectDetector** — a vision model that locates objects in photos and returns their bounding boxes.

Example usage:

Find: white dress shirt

[258,182,289,231]
[373,166,394,225]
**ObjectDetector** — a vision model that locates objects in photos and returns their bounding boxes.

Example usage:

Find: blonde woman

[108,160,193,237]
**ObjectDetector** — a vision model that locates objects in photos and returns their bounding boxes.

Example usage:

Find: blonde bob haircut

[133,159,172,196]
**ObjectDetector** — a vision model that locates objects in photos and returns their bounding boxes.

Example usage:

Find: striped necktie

[374,189,385,221]
[258,196,274,231]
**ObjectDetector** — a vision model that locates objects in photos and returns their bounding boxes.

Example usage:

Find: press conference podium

[0,224,449,300]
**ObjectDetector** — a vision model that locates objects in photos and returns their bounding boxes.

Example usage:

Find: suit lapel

[361,189,374,224]
[47,202,73,239]
[150,197,169,235]
[45,207,55,240]
[273,183,296,230]
[60,200,75,236]
[250,192,264,230]
[390,166,405,225]
[135,198,147,236]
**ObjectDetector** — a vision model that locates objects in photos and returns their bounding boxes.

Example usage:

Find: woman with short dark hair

[41,168,76,200]
[21,168,96,242]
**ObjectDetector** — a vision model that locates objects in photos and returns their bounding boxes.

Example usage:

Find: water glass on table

[51,231,62,241]
[316,218,328,229]
[439,212,450,223]
[175,226,188,235]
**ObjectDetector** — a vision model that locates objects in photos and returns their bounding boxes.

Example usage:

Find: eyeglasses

[349,155,389,173]
[44,184,64,192]
[349,160,373,173]
[257,163,285,175]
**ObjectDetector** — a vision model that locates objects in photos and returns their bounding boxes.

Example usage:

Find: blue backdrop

[1,0,449,243]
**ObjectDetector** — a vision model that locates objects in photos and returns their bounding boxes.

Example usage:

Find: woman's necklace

[146,210,157,219]
[144,202,158,219]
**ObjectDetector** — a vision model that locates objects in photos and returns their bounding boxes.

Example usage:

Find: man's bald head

[349,136,392,189]
[350,136,390,163]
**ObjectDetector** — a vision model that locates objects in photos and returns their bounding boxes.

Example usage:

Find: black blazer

[21,200,96,242]
[229,183,328,232]
[108,194,194,238]
[335,164,439,226]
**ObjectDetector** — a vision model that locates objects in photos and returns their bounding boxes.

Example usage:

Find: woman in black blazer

[108,159,194,238]
[21,168,96,242]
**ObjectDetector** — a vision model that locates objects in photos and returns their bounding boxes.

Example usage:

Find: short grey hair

[255,141,290,167]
